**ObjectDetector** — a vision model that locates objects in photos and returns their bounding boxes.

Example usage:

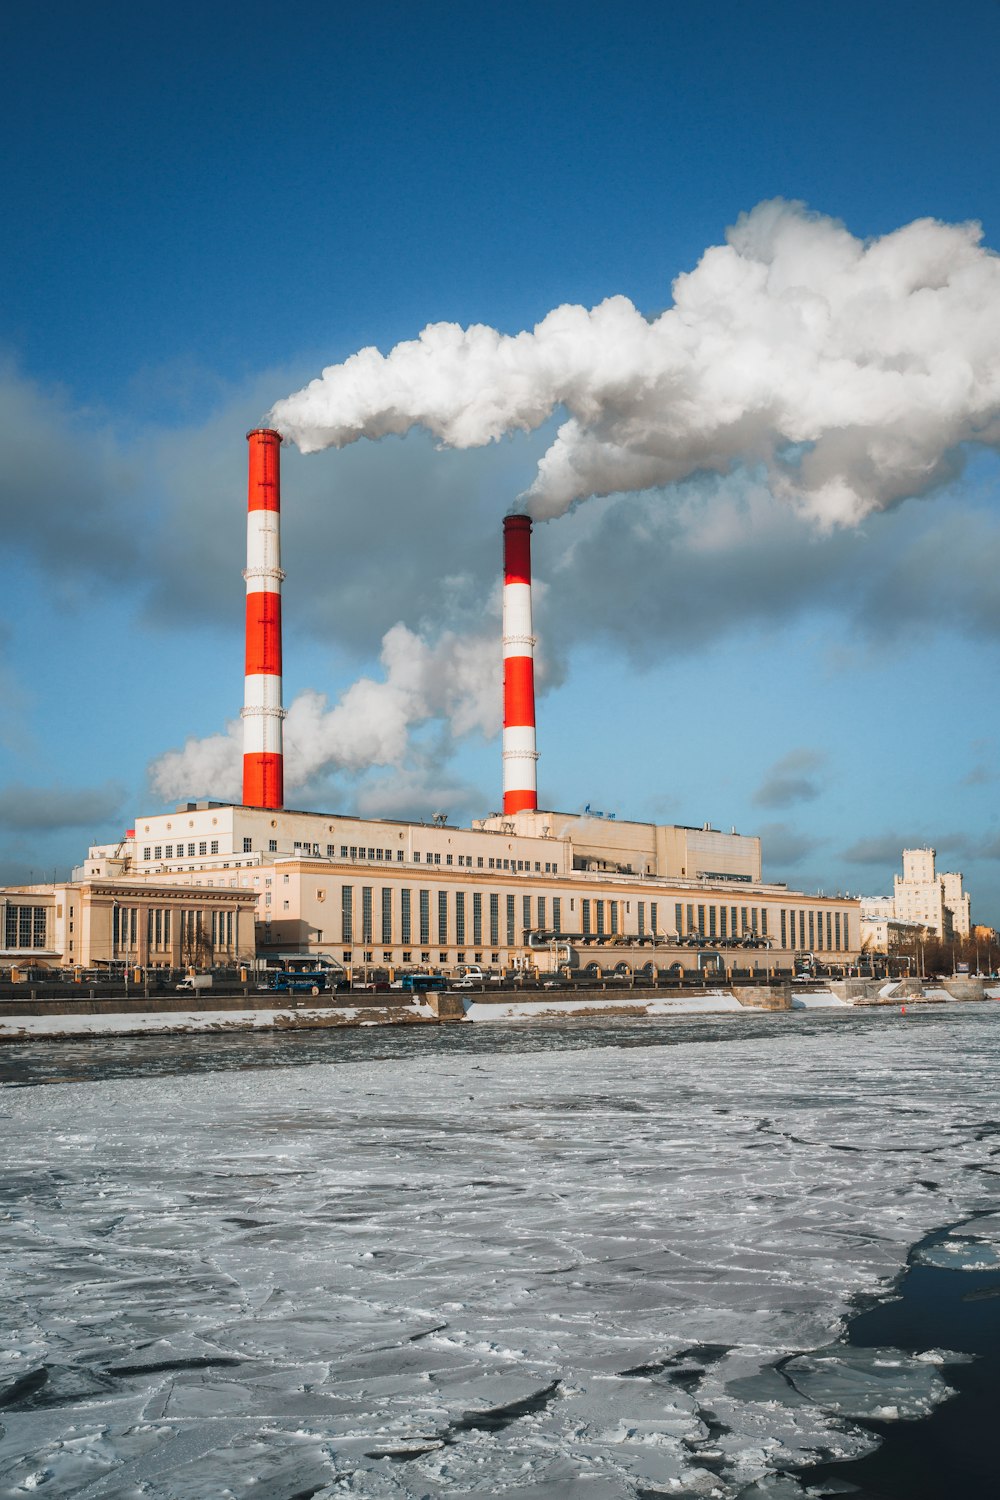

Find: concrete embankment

[0,978,994,1040]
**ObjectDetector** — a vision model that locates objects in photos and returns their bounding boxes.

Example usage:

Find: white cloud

[271,201,1000,529]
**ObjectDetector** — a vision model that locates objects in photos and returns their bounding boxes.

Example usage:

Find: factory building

[7,429,862,973]
[76,801,857,972]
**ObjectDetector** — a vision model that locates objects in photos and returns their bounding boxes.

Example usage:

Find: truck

[176,974,213,992]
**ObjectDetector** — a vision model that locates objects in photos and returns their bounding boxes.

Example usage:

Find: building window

[709,906,717,938]
[188,843,195,856]
[143,847,151,861]
[437,890,448,945]
[650,902,657,934]
[381,887,392,945]
[401,888,411,945]
[595,901,605,937]
[341,886,353,944]
[781,910,787,947]
[522,895,531,935]
[582,899,591,937]
[552,896,561,932]
[446,854,453,866]
[826,912,832,949]
[154,845,162,860]
[719,906,727,938]
[165,845,173,857]
[761,909,768,938]
[490,892,499,946]
[506,893,515,946]
[455,891,465,945]
[473,891,482,945]
[340,846,348,858]
[362,887,373,944]
[5,905,47,949]
[537,896,546,930]
[268,839,277,853]
[419,889,430,946]
[477,857,484,869]
[210,840,218,855]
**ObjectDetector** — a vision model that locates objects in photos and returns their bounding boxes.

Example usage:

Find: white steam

[148,623,501,805]
[270,200,1000,527]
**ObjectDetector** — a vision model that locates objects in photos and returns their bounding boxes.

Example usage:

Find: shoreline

[0,977,995,1042]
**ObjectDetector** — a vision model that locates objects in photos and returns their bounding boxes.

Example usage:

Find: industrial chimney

[242,428,285,809]
[502,513,538,814]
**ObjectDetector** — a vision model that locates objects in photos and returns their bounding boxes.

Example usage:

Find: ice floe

[1,1008,999,1495]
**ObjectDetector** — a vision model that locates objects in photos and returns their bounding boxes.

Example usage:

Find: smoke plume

[148,622,502,805]
[270,200,1000,527]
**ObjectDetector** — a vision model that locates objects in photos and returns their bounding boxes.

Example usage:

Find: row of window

[140,840,559,875]
[111,906,240,954]
[669,901,850,950]
[144,841,221,861]
[328,887,852,950]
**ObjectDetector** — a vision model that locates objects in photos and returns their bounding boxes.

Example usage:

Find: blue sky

[3,0,1000,920]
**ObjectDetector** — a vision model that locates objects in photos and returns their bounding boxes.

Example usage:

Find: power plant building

[5,428,863,974]
[76,802,858,971]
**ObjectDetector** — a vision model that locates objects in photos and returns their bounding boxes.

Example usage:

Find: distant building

[894,848,971,939]
[861,848,971,949]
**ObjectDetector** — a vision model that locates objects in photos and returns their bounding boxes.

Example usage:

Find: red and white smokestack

[502,513,538,814]
[242,428,285,809]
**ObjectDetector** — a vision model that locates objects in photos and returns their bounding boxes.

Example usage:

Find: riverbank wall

[0,977,995,1041]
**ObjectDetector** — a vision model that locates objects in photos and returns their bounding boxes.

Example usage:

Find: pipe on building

[242,428,285,809]
[502,514,538,814]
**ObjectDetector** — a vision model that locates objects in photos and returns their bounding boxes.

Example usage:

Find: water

[803,1220,1000,1498]
[0,1002,939,1089]
[2,1007,998,1496]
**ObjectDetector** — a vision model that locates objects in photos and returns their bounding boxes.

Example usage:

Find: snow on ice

[2,1011,1000,1496]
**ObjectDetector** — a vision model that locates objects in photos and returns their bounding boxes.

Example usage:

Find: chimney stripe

[503,656,536,728]
[242,753,283,808]
[244,593,283,675]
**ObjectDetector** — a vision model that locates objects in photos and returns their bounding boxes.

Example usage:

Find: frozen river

[2,1007,1000,1497]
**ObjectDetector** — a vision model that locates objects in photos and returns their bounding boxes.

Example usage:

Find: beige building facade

[78,802,858,972]
[1,880,258,971]
[893,848,971,939]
